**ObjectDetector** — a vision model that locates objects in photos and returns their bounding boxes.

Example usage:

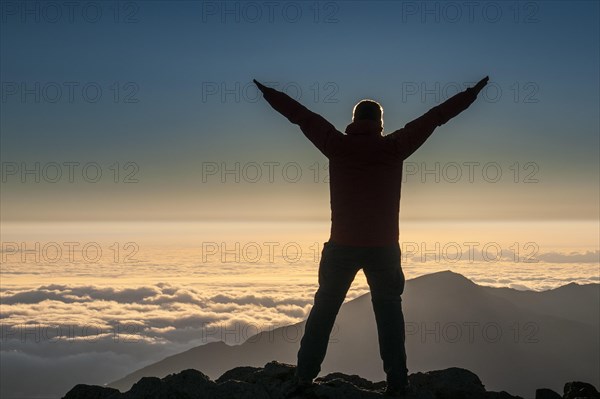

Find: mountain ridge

[109,271,600,397]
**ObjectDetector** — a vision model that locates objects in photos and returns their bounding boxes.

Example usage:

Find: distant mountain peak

[410,270,477,286]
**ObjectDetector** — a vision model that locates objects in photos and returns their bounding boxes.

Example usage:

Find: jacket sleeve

[257,82,342,157]
[387,87,478,160]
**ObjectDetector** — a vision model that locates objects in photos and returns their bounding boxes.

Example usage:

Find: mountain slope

[110,271,600,398]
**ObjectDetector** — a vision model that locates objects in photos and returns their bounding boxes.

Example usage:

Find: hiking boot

[286,375,315,398]
[384,381,414,397]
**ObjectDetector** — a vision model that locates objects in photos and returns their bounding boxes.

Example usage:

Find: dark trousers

[296,240,408,387]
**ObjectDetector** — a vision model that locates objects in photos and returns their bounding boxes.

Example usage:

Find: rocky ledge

[62,361,599,399]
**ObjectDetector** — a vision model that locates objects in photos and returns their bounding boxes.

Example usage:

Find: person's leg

[296,241,359,381]
[362,243,408,389]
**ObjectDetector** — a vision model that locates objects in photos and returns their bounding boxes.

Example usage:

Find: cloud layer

[1,246,598,398]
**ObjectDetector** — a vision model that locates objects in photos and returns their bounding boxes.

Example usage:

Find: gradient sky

[1,0,599,222]
[1,4,599,397]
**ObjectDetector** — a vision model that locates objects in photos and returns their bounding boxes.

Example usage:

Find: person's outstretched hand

[253,79,267,93]
[472,76,489,94]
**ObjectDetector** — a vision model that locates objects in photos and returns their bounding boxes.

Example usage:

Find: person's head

[352,99,383,125]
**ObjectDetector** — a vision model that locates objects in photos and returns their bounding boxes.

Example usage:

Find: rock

[216,380,270,399]
[119,369,217,399]
[161,369,217,397]
[535,388,562,399]
[312,378,383,398]
[564,381,600,399]
[410,367,486,399]
[61,361,598,399]
[486,391,524,399]
[248,361,297,398]
[316,373,386,391]
[62,384,120,399]
[120,376,163,398]
[216,366,262,384]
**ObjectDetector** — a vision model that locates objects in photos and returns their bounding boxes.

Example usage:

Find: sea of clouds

[1,221,598,398]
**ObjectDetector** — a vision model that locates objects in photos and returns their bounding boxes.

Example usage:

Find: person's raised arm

[254,79,342,157]
[387,76,489,160]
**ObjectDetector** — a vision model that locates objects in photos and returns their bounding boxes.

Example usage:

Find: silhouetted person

[254,76,489,397]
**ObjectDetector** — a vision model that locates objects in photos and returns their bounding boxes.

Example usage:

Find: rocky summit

[62,361,600,399]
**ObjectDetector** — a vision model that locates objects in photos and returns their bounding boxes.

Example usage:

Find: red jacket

[258,82,478,246]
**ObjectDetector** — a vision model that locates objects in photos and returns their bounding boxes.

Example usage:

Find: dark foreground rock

[62,361,599,399]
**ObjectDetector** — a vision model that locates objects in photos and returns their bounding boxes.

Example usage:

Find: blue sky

[1,0,598,221]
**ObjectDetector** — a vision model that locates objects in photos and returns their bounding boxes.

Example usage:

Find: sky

[1,0,599,222]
